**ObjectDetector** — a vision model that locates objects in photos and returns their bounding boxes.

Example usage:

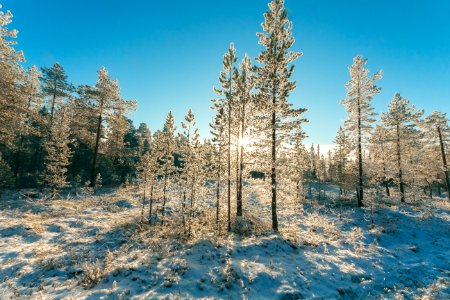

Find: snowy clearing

[1,185,449,299]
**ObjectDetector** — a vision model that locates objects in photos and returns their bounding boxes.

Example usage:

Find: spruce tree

[256,0,304,231]
[43,106,72,198]
[341,55,382,207]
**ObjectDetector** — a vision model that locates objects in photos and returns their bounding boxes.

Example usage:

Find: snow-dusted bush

[80,259,103,287]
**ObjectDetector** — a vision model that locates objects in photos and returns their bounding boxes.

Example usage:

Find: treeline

[333,56,450,205]
[1,1,449,234]
[304,56,450,205]
[0,6,140,192]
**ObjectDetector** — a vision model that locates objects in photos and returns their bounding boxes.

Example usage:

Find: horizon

[3,0,450,144]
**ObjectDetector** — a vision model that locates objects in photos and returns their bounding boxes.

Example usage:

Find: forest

[0,1,449,299]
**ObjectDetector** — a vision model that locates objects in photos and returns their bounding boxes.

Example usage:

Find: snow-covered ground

[1,185,449,299]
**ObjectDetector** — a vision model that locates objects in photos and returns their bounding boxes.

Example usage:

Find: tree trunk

[396,124,405,202]
[216,146,222,227]
[385,181,390,197]
[148,182,154,225]
[140,175,147,225]
[90,112,103,186]
[13,135,25,179]
[182,190,186,233]
[237,105,245,217]
[188,174,197,237]
[14,89,36,180]
[190,175,196,218]
[236,134,241,216]
[49,89,57,128]
[227,75,232,232]
[438,126,450,201]
[271,104,278,231]
[161,165,169,225]
[357,106,364,207]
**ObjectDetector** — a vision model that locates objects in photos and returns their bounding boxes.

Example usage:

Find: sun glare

[239,136,255,149]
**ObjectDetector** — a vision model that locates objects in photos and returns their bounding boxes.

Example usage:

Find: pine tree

[210,107,226,229]
[423,111,450,201]
[235,54,256,217]
[382,93,423,202]
[369,125,393,196]
[43,106,72,198]
[290,124,308,202]
[106,97,136,166]
[0,5,27,148]
[136,123,152,156]
[13,65,44,180]
[341,55,382,207]
[40,63,74,128]
[137,140,159,225]
[334,126,351,196]
[89,67,135,186]
[309,143,316,179]
[38,63,73,179]
[187,127,202,234]
[155,112,177,225]
[67,85,99,181]
[0,152,13,197]
[179,109,199,232]
[213,43,237,232]
[256,0,303,231]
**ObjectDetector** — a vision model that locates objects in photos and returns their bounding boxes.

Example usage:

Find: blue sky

[4,0,450,144]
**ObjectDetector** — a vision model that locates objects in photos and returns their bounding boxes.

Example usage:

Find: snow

[0,186,449,299]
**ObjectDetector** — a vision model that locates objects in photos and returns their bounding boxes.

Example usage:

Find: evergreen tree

[235,54,256,217]
[179,109,198,232]
[256,0,304,231]
[382,93,423,202]
[334,126,351,196]
[67,85,98,182]
[290,124,308,202]
[0,5,27,148]
[89,67,135,186]
[155,112,177,225]
[13,66,44,181]
[137,140,159,225]
[40,63,74,128]
[210,107,226,228]
[43,106,72,197]
[136,123,152,156]
[369,125,393,196]
[423,112,450,201]
[341,55,382,207]
[213,43,237,232]
[0,152,13,196]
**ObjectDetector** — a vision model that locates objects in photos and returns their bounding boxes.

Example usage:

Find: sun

[239,136,256,149]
